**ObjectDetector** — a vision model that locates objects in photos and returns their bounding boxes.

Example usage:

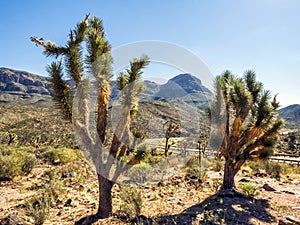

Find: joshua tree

[32,15,149,220]
[163,120,181,156]
[211,70,284,190]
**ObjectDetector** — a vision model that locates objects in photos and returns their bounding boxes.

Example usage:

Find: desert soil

[0,159,300,225]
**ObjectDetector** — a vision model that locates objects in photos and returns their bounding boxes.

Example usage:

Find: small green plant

[135,143,150,162]
[25,194,51,225]
[239,182,257,198]
[118,185,142,220]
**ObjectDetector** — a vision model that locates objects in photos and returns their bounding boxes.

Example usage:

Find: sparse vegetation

[239,182,257,198]
[117,185,143,220]
[40,147,82,165]
[25,193,51,225]
[126,163,151,184]
[0,146,36,180]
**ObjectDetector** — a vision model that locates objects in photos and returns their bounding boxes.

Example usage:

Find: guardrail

[152,145,300,166]
[269,156,300,166]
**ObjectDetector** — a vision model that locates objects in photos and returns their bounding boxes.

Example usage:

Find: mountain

[0,67,51,103]
[109,74,212,109]
[279,104,300,129]
[154,74,212,109]
[0,68,211,108]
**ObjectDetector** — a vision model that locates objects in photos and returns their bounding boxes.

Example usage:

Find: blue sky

[1,0,300,107]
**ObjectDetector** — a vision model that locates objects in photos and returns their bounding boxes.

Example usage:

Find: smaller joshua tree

[163,120,181,157]
[210,70,284,190]
[32,14,149,221]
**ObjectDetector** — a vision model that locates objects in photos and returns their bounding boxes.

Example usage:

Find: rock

[282,190,295,195]
[263,183,276,191]
[242,169,249,174]
[64,198,72,207]
[254,172,268,177]
[239,178,250,182]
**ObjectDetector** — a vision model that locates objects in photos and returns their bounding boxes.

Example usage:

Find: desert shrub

[186,167,208,183]
[146,154,164,164]
[21,154,37,175]
[211,158,224,172]
[0,155,20,180]
[185,156,211,169]
[25,194,51,225]
[264,160,281,178]
[279,163,300,175]
[0,147,36,180]
[117,185,142,220]
[41,147,82,165]
[185,156,199,168]
[211,178,222,192]
[135,143,150,162]
[126,163,151,184]
[247,161,262,173]
[239,182,257,198]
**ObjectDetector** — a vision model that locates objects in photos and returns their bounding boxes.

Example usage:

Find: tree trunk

[97,174,113,219]
[222,159,237,190]
[164,137,169,157]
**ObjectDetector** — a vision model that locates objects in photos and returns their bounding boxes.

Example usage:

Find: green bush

[247,161,262,173]
[239,182,257,198]
[186,167,208,182]
[127,163,151,184]
[41,147,82,165]
[0,147,36,180]
[118,185,142,220]
[135,143,150,162]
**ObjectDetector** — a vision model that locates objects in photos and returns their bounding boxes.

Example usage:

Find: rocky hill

[144,74,212,109]
[0,67,51,103]
[279,104,300,129]
[0,68,212,108]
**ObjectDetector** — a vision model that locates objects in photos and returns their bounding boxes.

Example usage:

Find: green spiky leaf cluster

[117,55,149,116]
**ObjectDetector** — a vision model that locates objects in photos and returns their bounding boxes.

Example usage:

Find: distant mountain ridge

[0,67,51,103]
[0,68,212,108]
[279,104,300,129]
[1,67,300,129]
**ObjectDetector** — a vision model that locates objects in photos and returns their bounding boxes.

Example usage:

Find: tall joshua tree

[211,70,284,190]
[31,15,149,220]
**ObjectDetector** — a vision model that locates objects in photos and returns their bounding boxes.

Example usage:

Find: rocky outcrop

[0,67,51,103]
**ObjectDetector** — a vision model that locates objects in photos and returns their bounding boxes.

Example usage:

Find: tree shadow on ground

[137,190,275,225]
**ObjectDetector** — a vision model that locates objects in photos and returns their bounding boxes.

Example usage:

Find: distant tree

[8,132,18,146]
[211,70,284,190]
[163,120,181,156]
[32,15,149,220]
